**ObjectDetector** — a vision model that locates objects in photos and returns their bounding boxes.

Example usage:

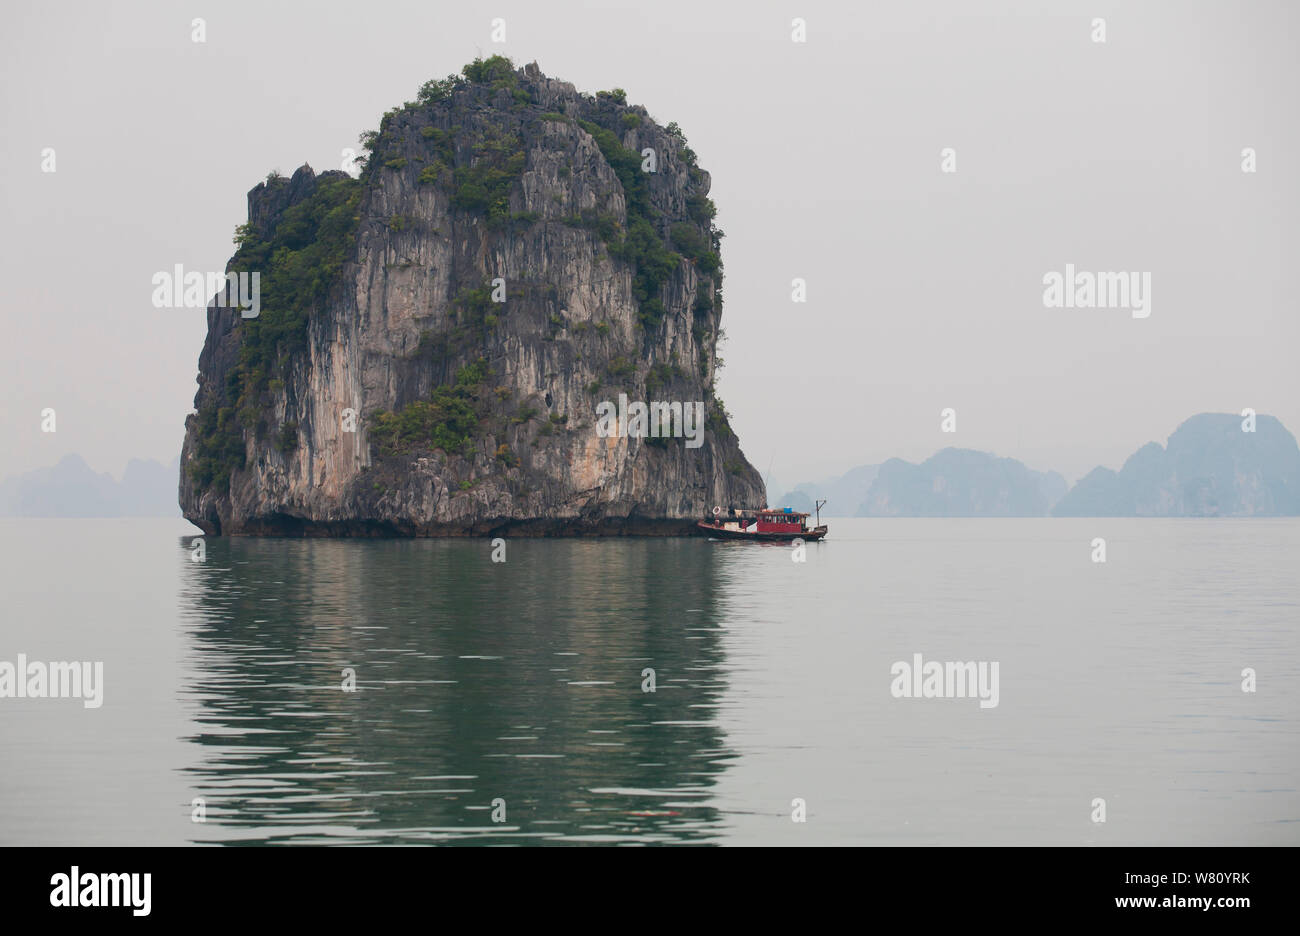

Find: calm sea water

[1,517,1297,846]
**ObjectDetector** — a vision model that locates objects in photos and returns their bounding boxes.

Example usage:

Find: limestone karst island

[180,57,765,536]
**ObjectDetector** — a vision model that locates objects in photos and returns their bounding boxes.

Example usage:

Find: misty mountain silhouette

[0,454,181,517]
[774,413,1298,518]
[1053,413,1300,516]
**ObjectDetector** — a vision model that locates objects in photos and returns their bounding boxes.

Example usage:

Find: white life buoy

[712,506,721,516]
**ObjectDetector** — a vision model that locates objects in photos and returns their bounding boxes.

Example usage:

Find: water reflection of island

[177,535,736,844]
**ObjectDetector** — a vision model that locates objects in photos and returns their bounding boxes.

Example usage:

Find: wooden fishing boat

[696,503,828,542]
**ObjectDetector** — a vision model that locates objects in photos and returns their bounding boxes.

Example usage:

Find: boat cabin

[754,509,808,534]
[699,504,827,541]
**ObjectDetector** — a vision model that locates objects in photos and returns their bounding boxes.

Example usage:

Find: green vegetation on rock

[369,359,490,457]
[575,117,721,330]
[188,173,362,492]
[450,125,526,226]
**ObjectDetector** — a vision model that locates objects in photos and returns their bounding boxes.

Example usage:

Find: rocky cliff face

[1053,413,1300,516]
[180,58,764,536]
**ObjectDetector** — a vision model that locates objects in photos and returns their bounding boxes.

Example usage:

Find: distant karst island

[179,57,764,536]
[776,413,1300,519]
[0,455,181,518]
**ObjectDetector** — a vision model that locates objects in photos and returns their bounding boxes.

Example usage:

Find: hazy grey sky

[3,0,1296,489]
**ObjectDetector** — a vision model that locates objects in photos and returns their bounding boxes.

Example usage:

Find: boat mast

[815,499,826,527]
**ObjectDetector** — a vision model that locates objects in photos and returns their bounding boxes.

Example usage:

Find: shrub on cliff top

[461,55,517,88]
[445,54,531,106]
[417,74,462,105]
